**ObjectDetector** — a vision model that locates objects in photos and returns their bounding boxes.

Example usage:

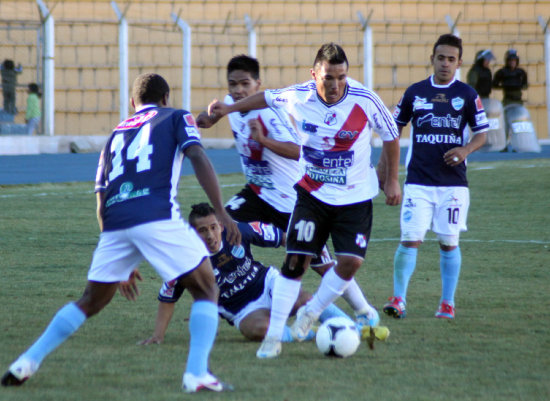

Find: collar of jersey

[135,104,158,112]
[316,83,349,107]
[430,74,456,88]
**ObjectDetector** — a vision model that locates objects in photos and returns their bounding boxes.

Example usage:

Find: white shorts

[88,219,209,283]
[400,184,470,245]
[218,266,279,329]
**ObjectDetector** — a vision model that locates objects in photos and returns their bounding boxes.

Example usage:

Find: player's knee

[281,254,309,279]
[437,234,459,247]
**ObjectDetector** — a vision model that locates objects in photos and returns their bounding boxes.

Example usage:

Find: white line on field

[370,238,550,245]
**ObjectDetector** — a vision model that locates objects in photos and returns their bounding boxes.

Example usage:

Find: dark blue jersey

[95,106,202,231]
[158,221,284,315]
[394,76,489,187]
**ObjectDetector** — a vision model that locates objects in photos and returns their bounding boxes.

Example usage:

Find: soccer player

[120,203,351,344]
[207,43,402,358]
[381,34,488,320]
[1,73,240,393]
[197,54,381,332]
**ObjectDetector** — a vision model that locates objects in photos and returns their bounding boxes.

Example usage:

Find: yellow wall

[1,0,548,139]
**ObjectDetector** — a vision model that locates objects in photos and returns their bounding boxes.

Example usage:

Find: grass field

[1,158,549,401]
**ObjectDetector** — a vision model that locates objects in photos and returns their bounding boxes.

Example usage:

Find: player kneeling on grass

[120,202,353,344]
[1,73,239,393]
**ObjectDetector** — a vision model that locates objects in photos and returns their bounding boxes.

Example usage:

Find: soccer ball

[315,317,360,358]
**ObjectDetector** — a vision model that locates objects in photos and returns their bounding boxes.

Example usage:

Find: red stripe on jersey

[248,116,268,160]
[331,103,368,152]
[249,183,262,194]
[297,103,368,192]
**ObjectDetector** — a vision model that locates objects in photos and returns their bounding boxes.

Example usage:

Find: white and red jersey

[264,78,399,206]
[225,94,302,213]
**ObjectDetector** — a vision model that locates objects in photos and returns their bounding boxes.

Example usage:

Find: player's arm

[138,302,176,345]
[381,137,402,206]
[209,92,268,120]
[444,131,487,166]
[248,119,300,160]
[96,192,105,232]
[185,144,241,246]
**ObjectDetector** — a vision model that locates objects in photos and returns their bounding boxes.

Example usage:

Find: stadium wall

[0,0,548,153]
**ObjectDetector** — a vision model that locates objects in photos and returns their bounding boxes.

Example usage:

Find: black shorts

[225,185,291,231]
[286,186,373,259]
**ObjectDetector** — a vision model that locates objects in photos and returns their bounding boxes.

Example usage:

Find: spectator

[1,59,23,114]
[26,83,41,135]
[467,49,495,98]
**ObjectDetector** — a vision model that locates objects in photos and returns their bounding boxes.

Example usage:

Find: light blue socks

[393,244,418,303]
[440,247,461,305]
[23,302,86,365]
[186,300,218,377]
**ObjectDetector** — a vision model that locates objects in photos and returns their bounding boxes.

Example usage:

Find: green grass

[1,159,549,401]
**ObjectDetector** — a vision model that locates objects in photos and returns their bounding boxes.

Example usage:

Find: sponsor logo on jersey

[414,133,462,145]
[185,126,200,139]
[475,96,483,112]
[413,96,433,111]
[303,147,354,185]
[321,136,334,149]
[115,110,158,130]
[355,233,367,248]
[243,157,274,189]
[403,210,413,223]
[475,112,489,126]
[302,120,318,133]
[274,96,288,105]
[105,181,150,207]
[417,113,462,129]
[392,106,401,119]
[184,113,197,127]
[337,130,359,140]
[432,93,449,103]
[451,97,465,111]
[324,112,337,126]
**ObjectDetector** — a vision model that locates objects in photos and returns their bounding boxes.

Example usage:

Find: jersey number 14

[109,124,153,182]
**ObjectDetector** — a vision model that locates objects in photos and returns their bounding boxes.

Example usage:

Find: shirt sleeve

[393,88,413,127]
[176,111,203,152]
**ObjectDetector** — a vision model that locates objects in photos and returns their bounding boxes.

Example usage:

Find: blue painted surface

[0,145,548,186]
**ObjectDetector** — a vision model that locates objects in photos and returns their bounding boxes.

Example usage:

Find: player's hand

[118,269,143,301]
[248,118,263,144]
[196,111,213,128]
[383,179,402,206]
[138,336,163,345]
[208,99,230,120]
[218,210,241,246]
[444,147,467,166]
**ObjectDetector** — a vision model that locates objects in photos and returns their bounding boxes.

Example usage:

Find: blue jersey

[158,221,284,315]
[95,106,202,231]
[393,76,489,187]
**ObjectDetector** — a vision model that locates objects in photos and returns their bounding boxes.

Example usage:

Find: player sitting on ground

[120,202,354,344]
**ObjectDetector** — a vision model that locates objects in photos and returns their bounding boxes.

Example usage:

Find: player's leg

[384,185,432,319]
[2,230,140,387]
[433,187,470,319]
[133,220,231,392]
[311,247,378,326]
[292,199,371,340]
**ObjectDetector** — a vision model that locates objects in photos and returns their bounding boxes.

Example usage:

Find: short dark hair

[433,34,463,60]
[227,54,260,80]
[313,43,349,69]
[3,59,14,70]
[28,83,41,97]
[188,202,216,226]
[131,73,170,105]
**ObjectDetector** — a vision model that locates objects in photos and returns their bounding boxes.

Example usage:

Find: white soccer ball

[315,316,360,358]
